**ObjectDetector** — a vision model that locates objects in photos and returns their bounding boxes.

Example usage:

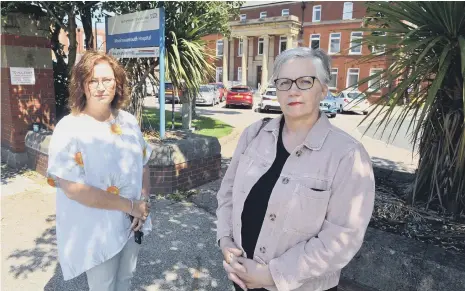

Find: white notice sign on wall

[10,67,35,85]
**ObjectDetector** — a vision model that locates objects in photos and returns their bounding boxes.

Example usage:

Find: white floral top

[47,110,153,280]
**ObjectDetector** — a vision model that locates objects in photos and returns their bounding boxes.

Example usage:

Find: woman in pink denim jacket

[217,47,375,291]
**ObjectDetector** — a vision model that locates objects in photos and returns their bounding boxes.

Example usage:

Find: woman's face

[275,58,327,120]
[84,61,116,109]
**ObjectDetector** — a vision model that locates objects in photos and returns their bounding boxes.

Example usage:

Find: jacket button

[269,213,276,221]
[296,150,302,157]
[260,247,266,254]
[282,177,289,184]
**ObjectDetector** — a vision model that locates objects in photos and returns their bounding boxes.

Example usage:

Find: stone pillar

[1,13,56,169]
[268,36,275,82]
[241,37,248,86]
[260,35,270,92]
[222,37,228,85]
[287,34,294,50]
[247,38,254,87]
[228,38,235,84]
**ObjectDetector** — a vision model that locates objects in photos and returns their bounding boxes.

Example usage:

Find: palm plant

[105,1,241,129]
[355,2,465,216]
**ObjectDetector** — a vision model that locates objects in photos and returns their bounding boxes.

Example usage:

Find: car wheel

[226,104,230,108]
[363,111,368,115]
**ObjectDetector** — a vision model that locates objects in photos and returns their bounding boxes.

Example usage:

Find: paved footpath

[1,160,374,291]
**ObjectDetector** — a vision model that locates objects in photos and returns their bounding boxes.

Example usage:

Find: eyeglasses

[274,76,316,91]
[88,78,115,90]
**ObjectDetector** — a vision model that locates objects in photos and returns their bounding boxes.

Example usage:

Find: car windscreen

[230,87,249,93]
[347,92,363,99]
[200,86,213,92]
[265,90,276,96]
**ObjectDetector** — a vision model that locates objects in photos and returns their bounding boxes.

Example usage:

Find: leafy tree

[356,2,465,216]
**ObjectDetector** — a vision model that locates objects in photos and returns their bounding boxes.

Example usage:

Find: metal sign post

[106,7,166,139]
[158,7,166,139]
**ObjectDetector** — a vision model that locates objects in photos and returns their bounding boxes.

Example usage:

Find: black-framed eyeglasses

[88,78,115,90]
[274,76,316,91]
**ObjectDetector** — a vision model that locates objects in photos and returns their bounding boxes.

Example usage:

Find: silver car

[196,85,219,106]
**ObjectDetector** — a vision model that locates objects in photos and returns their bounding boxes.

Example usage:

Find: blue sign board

[105,8,167,139]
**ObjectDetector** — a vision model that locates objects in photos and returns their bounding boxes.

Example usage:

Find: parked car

[335,89,370,114]
[226,86,254,109]
[258,87,281,112]
[209,82,227,102]
[196,85,219,106]
[327,91,344,111]
[164,82,182,104]
[319,95,338,118]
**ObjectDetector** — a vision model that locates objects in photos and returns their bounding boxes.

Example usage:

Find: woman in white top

[47,51,152,291]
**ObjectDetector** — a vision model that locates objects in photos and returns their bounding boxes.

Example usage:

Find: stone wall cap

[25,130,52,155]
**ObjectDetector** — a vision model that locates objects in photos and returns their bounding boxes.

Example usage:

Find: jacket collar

[263,113,331,151]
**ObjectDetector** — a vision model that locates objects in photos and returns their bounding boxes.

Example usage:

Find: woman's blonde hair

[68,50,131,114]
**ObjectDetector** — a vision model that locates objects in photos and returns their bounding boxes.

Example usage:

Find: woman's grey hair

[270,47,332,86]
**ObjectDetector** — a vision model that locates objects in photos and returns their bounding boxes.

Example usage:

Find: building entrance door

[256,65,262,88]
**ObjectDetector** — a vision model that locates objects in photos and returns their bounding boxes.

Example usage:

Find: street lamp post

[95,18,102,50]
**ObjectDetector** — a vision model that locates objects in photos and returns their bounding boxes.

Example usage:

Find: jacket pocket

[283,183,331,235]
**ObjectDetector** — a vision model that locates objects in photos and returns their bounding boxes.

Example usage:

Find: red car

[226,86,254,109]
[209,82,227,102]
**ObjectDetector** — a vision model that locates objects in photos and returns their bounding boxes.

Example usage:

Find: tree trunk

[51,23,69,120]
[192,95,198,119]
[411,90,465,216]
[81,5,94,50]
[181,101,192,130]
[67,12,77,72]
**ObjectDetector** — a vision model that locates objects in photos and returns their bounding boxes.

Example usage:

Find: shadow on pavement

[7,215,57,279]
[1,162,30,185]
[8,201,232,290]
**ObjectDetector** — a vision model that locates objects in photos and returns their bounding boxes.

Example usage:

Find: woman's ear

[320,85,328,101]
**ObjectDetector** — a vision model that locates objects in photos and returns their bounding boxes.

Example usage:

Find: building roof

[242,1,296,9]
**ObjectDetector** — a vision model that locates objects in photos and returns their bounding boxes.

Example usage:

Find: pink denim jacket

[216,114,375,291]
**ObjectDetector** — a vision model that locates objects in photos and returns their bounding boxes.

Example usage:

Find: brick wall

[1,14,56,154]
[26,147,48,176]
[24,150,221,195]
[240,1,366,22]
[149,154,221,194]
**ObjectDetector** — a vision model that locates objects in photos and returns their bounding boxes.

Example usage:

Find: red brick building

[53,27,106,63]
[202,1,389,98]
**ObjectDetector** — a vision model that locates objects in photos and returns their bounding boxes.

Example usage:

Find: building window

[310,34,320,49]
[313,5,321,22]
[237,67,242,82]
[372,31,386,54]
[279,36,287,53]
[240,14,246,21]
[216,39,224,57]
[329,33,341,54]
[349,31,363,54]
[343,2,353,20]
[282,9,289,16]
[346,68,360,88]
[368,68,383,91]
[238,39,243,56]
[216,67,223,82]
[329,68,338,89]
[258,37,264,55]
[260,11,267,19]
